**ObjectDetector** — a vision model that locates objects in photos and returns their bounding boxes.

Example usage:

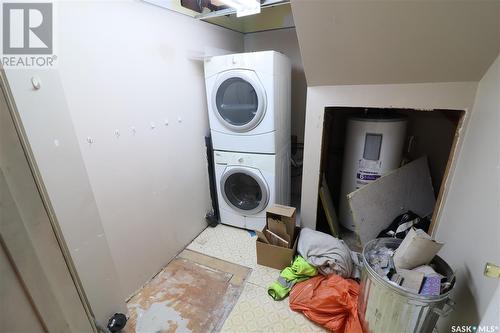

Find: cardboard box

[255,204,299,270]
[266,204,297,243]
[256,227,300,270]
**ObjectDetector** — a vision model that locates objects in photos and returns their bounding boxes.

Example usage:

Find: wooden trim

[0,235,49,333]
[429,110,466,235]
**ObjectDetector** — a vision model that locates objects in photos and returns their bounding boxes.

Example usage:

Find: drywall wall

[434,56,500,330]
[291,0,499,85]
[56,0,243,297]
[3,0,243,325]
[480,285,500,328]
[244,28,306,142]
[300,82,478,229]
[3,69,125,327]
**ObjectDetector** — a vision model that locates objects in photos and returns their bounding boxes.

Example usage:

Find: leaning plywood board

[319,174,340,237]
[348,156,435,245]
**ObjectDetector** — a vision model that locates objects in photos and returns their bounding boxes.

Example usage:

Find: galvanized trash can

[358,238,455,333]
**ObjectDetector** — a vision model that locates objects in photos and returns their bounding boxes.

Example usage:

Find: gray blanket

[298,228,361,278]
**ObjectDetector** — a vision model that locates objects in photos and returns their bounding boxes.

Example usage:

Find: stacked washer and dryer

[204,51,291,230]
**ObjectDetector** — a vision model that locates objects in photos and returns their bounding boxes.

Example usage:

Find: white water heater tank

[339,114,407,231]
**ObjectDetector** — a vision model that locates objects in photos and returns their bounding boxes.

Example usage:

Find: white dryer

[214,149,290,230]
[204,51,291,154]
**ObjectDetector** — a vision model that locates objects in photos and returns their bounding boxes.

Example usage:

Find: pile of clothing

[298,228,362,279]
[268,228,363,333]
[268,256,317,301]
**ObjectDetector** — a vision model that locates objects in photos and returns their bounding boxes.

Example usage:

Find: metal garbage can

[358,238,455,333]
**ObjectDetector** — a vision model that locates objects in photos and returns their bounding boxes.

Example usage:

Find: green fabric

[268,256,317,301]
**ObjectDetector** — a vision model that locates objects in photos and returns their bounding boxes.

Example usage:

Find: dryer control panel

[214,151,275,172]
[215,151,253,166]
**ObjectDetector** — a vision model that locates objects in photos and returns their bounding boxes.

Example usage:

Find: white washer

[214,149,290,230]
[204,51,291,154]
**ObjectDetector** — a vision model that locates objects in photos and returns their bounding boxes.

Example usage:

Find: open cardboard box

[255,204,300,270]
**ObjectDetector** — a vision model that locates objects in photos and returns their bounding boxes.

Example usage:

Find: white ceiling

[291,0,500,86]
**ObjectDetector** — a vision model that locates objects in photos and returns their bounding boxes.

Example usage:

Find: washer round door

[211,70,267,132]
[220,167,269,215]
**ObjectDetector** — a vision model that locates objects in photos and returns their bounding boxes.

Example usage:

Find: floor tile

[220,283,327,333]
[186,224,280,289]
[187,224,256,268]
[126,224,328,333]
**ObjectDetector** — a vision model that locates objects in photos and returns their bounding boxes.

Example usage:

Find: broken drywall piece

[398,268,425,293]
[393,228,444,269]
[348,156,436,245]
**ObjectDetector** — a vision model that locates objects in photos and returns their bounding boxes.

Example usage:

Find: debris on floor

[264,223,455,333]
[267,226,364,332]
[268,256,317,301]
[123,250,250,333]
[298,227,361,279]
[187,224,327,332]
[290,274,363,333]
[107,313,127,333]
[256,204,300,270]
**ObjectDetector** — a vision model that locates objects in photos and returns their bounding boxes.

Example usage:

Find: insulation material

[348,156,435,245]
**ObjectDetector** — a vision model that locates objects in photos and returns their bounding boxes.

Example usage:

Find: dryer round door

[220,167,269,215]
[211,70,267,132]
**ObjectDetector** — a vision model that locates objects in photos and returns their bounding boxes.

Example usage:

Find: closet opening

[316,107,465,250]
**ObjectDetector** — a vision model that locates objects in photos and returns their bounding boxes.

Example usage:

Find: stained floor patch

[124,250,250,333]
